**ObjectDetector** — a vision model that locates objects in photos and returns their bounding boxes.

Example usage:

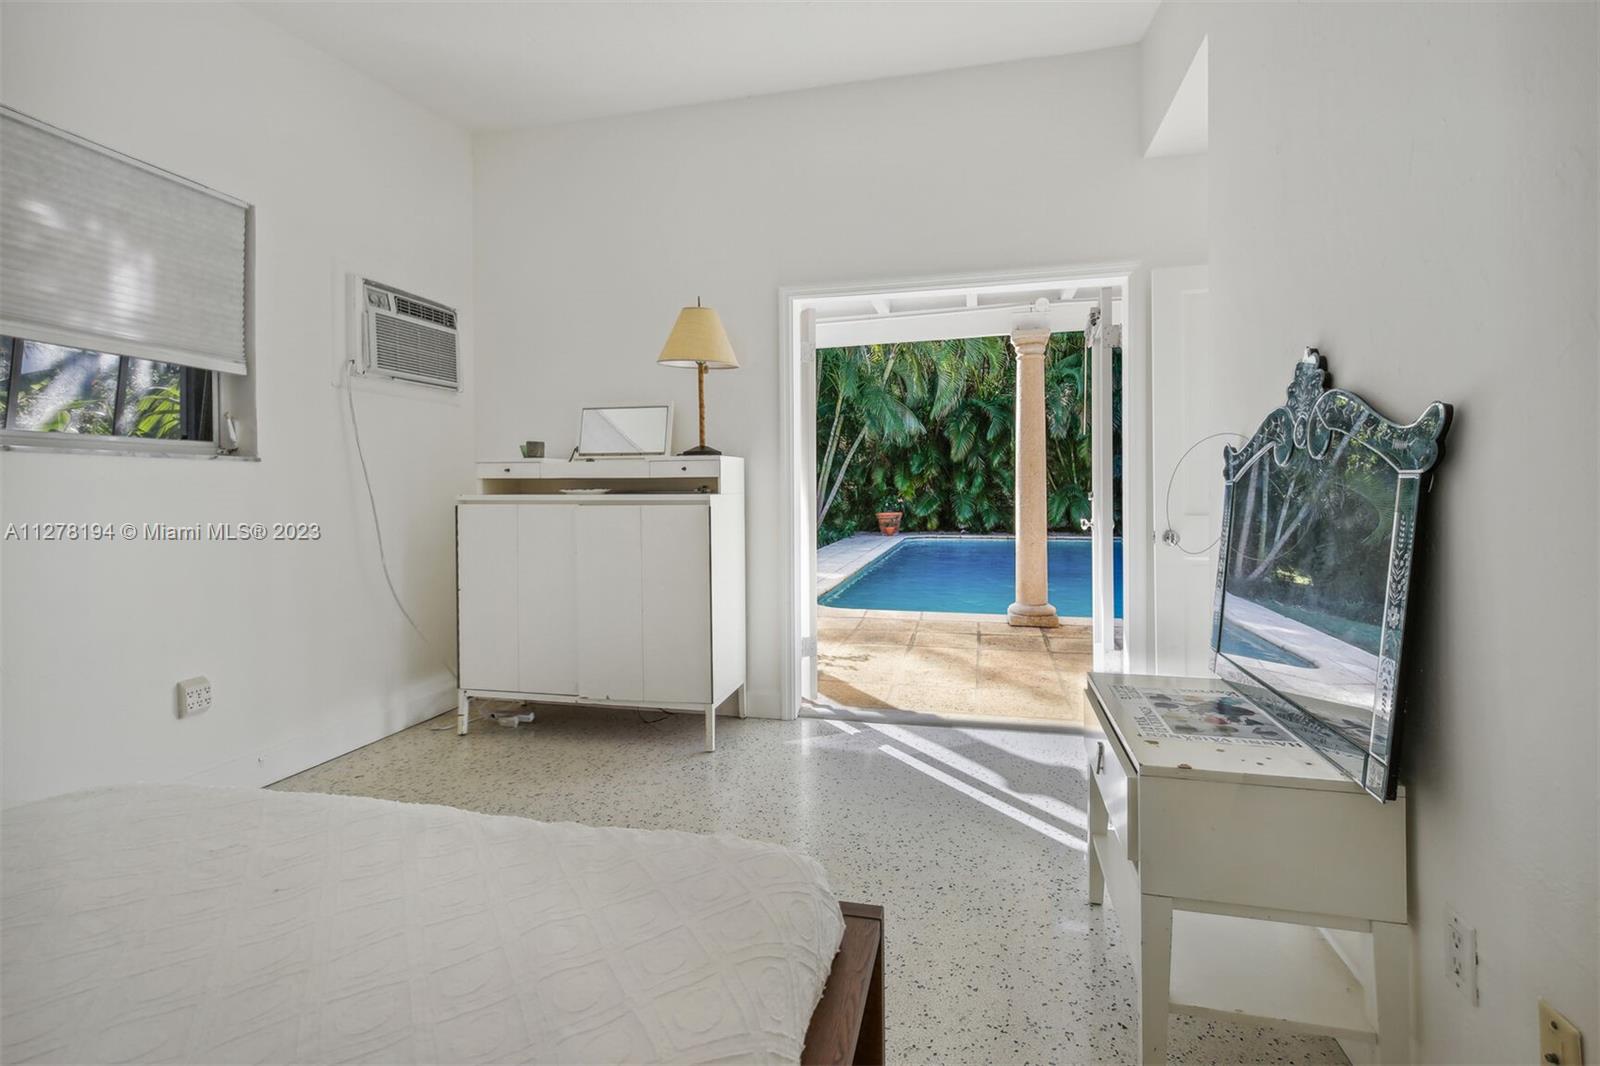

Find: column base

[1007,603,1060,628]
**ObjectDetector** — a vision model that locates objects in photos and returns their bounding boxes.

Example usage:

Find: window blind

[0,107,249,375]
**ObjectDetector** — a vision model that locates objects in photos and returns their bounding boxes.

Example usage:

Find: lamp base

[679,444,722,456]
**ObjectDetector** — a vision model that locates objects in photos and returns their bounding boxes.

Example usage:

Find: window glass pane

[13,341,119,434]
[117,358,186,439]
[0,336,11,429]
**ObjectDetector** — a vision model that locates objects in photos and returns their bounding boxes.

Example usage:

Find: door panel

[1150,265,1221,676]
[641,505,711,704]
[576,505,644,701]
[518,504,578,695]
[457,504,518,691]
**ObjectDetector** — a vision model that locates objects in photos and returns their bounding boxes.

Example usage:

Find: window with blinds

[0,107,250,378]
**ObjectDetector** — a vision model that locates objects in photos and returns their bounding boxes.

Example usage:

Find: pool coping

[816,532,1098,624]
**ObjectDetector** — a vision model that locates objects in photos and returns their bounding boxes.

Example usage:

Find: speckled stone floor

[273,708,1347,1065]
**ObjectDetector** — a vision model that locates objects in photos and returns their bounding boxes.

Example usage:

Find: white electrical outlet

[177,676,212,718]
[1447,910,1478,1005]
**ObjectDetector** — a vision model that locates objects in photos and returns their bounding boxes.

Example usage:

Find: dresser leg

[1087,783,1105,906]
[705,705,715,752]
[457,691,470,736]
[735,685,747,718]
[1139,894,1173,1064]
[1372,920,1412,1065]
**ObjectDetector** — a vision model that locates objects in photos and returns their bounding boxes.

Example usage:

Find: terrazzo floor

[273,707,1348,1065]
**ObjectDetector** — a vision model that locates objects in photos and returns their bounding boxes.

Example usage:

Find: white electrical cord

[1160,431,1246,557]
[343,361,460,683]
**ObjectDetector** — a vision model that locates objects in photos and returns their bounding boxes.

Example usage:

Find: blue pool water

[820,537,1122,618]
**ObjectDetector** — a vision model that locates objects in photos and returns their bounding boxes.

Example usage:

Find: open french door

[797,307,819,703]
[1088,288,1119,666]
[1149,265,1219,676]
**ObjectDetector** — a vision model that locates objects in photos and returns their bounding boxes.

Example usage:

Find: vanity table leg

[1139,894,1173,1065]
[1372,920,1413,1064]
[704,705,716,752]
[1087,780,1106,906]
[457,690,470,736]
[735,685,747,718]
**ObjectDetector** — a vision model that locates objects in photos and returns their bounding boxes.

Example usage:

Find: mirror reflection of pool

[819,537,1122,618]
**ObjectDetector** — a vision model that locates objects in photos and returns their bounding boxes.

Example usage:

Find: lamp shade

[657,305,739,369]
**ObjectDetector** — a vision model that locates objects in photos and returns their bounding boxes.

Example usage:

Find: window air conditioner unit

[352,277,459,390]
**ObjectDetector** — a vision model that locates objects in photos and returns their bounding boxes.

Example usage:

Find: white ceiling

[244,1,1160,131]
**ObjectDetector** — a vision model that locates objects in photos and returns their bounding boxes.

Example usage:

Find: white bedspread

[1,785,844,1064]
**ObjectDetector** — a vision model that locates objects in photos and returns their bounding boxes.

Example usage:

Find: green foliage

[816,333,1121,546]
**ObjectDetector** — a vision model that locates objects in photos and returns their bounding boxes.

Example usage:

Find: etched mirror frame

[1209,349,1452,801]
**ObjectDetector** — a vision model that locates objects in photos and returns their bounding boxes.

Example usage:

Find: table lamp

[657,298,739,455]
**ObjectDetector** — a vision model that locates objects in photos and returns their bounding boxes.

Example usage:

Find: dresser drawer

[1085,688,1139,866]
[649,458,722,478]
[477,460,542,478]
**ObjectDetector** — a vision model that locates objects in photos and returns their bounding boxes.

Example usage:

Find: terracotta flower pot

[876,511,902,536]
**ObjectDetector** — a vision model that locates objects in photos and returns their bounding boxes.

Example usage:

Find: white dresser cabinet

[456,457,745,750]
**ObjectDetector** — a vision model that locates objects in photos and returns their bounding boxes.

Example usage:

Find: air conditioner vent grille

[393,294,455,330]
[373,313,458,387]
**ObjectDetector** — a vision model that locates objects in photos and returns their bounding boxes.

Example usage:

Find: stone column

[1008,328,1058,628]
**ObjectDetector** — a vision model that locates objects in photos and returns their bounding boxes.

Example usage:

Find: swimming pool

[819,537,1122,618]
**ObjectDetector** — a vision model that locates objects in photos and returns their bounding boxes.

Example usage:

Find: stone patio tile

[981,631,1050,651]
[850,624,914,646]
[917,618,980,634]
[1051,651,1095,674]
[818,606,866,619]
[861,608,920,621]
[889,684,977,716]
[912,629,981,649]
[976,621,1022,635]
[971,686,1070,719]
[1047,626,1094,648]
[903,645,979,676]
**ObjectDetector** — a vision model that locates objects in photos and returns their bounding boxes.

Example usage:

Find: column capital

[1009,327,1051,359]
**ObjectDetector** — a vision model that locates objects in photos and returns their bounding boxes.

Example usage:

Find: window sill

[0,434,258,461]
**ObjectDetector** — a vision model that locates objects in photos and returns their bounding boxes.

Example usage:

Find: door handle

[1096,741,1105,774]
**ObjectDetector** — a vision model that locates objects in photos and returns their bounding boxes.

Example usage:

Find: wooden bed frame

[801,902,885,1066]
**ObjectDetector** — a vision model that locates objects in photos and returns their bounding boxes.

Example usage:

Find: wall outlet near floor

[177,676,212,718]
[1446,910,1478,1004]
[1540,1000,1584,1065]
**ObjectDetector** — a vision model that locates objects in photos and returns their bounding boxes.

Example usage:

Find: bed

[0,785,883,1065]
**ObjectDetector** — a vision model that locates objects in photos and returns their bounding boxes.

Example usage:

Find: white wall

[1208,3,1599,1059]
[474,48,1207,716]
[1139,0,1210,156]
[0,2,475,804]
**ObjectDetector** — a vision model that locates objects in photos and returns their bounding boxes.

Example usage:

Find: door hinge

[801,635,818,658]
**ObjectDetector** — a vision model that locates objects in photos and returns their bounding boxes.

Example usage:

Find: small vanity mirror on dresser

[1086,349,1452,1063]
[575,404,673,457]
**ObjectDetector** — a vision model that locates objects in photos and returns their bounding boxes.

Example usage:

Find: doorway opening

[780,268,1142,726]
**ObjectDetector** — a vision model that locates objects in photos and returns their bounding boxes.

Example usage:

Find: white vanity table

[1085,673,1411,1063]
[456,455,746,750]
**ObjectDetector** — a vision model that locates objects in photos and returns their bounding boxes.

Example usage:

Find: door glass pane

[12,341,119,433]
[116,357,186,439]
[0,337,11,428]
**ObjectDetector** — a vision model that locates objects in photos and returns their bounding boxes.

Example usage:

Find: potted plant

[875,496,904,537]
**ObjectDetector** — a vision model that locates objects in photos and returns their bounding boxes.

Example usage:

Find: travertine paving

[819,608,1091,723]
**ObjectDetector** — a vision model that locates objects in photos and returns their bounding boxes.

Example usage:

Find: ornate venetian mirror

[1210,349,1452,801]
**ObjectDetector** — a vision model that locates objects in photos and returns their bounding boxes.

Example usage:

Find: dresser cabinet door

[575,505,645,701]
[457,504,518,691]
[517,505,578,695]
[641,505,712,704]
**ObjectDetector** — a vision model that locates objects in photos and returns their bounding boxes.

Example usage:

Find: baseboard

[185,672,455,790]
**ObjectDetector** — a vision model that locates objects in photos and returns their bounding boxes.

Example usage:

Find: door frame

[777,261,1151,721]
